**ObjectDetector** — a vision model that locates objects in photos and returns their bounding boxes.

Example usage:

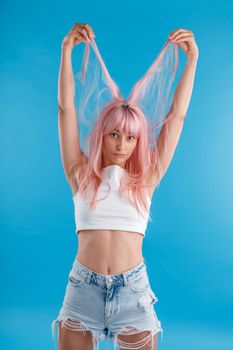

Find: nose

[116,138,126,150]
[116,147,125,153]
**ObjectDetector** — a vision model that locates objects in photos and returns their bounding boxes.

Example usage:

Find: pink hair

[72,37,179,221]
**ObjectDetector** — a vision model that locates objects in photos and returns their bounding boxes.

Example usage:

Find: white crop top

[72,164,152,237]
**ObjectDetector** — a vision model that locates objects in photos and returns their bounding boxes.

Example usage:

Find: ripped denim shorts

[51,256,163,350]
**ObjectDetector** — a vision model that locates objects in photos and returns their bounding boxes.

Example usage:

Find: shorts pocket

[68,272,86,288]
[127,273,150,293]
[138,288,158,312]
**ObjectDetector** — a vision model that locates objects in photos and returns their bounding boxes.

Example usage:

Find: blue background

[1,0,233,349]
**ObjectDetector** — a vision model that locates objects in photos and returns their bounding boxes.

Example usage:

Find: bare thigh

[117,329,158,350]
[58,319,94,350]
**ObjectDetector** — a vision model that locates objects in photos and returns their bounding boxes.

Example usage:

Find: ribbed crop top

[72,165,152,237]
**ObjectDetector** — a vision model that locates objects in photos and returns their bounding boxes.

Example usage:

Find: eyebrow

[113,130,132,134]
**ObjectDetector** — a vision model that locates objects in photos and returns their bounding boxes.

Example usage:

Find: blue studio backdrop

[0,0,233,349]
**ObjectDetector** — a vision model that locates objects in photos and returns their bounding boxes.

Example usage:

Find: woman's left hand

[168,28,199,59]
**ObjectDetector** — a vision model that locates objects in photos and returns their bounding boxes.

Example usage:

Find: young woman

[51,23,199,350]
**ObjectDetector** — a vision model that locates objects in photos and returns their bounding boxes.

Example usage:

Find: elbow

[172,114,186,122]
[173,111,187,121]
[178,114,186,121]
[58,104,75,113]
[58,104,64,112]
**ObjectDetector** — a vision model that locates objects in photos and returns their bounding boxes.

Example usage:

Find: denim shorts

[51,256,163,350]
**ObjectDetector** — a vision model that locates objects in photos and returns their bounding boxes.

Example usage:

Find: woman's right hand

[62,23,95,50]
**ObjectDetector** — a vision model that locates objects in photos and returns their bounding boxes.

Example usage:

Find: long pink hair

[71,37,179,222]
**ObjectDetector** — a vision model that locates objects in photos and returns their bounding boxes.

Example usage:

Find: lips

[114,153,126,157]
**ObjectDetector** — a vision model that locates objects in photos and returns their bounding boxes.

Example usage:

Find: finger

[80,23,95,39]
[168,28,179,36]
[169,28,192,36]
[170,30,192,40]
[73,38,86,46]
[169,29,192,39]
[175,35,194,42]
[74,28,90,42]
[74,33,87,43]
[72,23,94,40]
[174,31,193,39]
[71,22,85,32]
[74,31,88,43]
[80,28,90,41]
[168,28,182,38]
[172,34,194,42]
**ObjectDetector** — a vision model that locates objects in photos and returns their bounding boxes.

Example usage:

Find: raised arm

[153,29,199,184]
[58,23,95,185]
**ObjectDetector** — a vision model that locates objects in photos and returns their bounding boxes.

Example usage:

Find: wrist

[61,44,73,53]
[187,54,199,63]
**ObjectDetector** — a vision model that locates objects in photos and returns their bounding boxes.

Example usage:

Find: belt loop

[122,273,128,286]
[85,272,91,284]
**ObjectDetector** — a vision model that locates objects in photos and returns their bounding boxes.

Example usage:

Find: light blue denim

[51,256,163,350]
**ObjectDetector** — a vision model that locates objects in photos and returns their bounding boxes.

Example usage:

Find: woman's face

[102,129,138,168]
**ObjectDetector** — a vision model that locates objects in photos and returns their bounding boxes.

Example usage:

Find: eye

[128,135,135,141]
[110,132,119,138]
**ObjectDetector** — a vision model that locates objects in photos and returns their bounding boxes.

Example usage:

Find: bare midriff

[76,229,144,275]
[72,164,157,276]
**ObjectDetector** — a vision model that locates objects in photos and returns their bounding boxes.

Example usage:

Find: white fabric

[73,165,151,237]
